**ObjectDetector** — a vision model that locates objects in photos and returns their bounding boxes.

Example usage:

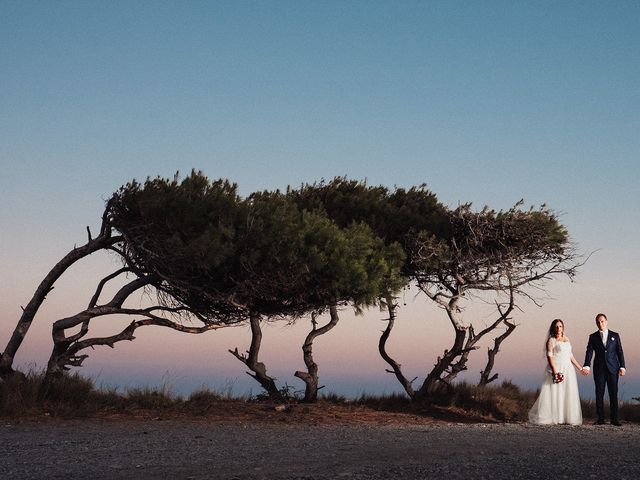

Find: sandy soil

[3,403,640,480]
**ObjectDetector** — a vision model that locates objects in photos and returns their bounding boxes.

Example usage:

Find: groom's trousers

[594,369,619,422]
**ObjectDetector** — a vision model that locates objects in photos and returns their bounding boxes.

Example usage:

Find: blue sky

[1,1,639,397]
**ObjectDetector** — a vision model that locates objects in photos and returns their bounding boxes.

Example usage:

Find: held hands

[577,367,625,376]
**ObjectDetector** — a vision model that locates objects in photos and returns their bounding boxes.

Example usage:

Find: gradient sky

[1,1,639,399]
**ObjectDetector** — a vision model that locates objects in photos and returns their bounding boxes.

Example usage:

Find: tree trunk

[479,320,516,386]
[378,300,415,399]
[0,232,120,380]
[47,340,76,378]
[416,325,467,400]
[46,309,94,377]
[294,305,340,403]
[413,286,516,396]
[230,313,283,402]
[413,295,468,400]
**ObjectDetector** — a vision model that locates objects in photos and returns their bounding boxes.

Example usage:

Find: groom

[582,313,626,426]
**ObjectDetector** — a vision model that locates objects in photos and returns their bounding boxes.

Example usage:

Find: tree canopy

[111,172,406,320]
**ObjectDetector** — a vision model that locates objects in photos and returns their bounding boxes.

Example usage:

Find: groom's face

[596,316,608,331]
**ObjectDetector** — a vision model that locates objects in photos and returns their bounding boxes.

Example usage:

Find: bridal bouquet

[552,372,565,384]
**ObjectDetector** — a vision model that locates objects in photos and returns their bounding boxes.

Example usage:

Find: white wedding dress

[528,337,582,425]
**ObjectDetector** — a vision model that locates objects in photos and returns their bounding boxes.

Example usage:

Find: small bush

[183,389,227,415]
[320,392,349,404]
[580,398,596,419]
[0,370,103,417]
[422,380,538,421]
[353,392,411,411]
[0,370,42,416]
[620,400,640,422]
[581,398,640,422]
[125,387,178,410]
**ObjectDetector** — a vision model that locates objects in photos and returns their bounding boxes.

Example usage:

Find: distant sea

[73,365,640,403]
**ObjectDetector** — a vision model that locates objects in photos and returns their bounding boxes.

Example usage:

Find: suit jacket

[584,330,625,375]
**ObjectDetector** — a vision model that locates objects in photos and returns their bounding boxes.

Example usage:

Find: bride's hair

[548,318,564,338]
[545,319,564,352]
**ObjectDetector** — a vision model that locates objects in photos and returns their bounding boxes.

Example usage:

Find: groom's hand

[580,368,589,376]
[619,368,626,376]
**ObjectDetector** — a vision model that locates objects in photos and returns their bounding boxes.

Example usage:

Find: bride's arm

[546,338,557,374]
[570,355,583,370]
[567,337,584,371]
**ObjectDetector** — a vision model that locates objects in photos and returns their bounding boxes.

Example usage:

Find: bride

[528,319,583,425]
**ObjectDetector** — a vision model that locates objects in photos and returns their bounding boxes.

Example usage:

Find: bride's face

[554,322,564,336]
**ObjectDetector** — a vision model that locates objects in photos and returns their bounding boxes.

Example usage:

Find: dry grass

[579,398,640,423]
[0,370,244,419]
[422,380,539,421]
[2,371,640,424]
[321,381,538,422]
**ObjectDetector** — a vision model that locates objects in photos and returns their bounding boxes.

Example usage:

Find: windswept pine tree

[402,202,582,398]
[290,179,582,400]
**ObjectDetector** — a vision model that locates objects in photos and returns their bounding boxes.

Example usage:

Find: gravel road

[2,419,640,479]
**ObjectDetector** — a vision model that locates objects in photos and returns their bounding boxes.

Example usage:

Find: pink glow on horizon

[5,270,638,400]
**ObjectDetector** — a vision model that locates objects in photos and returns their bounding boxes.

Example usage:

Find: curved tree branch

[47,270,230,376]
[479,318,517,386]
[378,298,415,399]
[294,305,340,402]
[56,316,226,371]
[88,267,130,309]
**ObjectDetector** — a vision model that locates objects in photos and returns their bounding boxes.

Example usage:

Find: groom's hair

[595,313,607,321]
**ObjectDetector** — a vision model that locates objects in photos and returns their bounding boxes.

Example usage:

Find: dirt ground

[3,405,640,479]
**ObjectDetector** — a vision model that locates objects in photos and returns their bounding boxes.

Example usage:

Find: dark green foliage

[292,177,449,252]
[125,387,179,410]
[111,170,246,320]
[449,202,569,260]
[110,172,406,319]
[112,171,242,270]
[409,201,573,286]
[238,190,405,313]
[292,178,391,231]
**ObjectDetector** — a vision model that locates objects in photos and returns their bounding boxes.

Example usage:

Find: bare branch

[55,315,225,371]
[88,268,130,309]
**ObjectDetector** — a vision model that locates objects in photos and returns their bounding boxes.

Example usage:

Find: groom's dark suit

[584,330,625,423]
